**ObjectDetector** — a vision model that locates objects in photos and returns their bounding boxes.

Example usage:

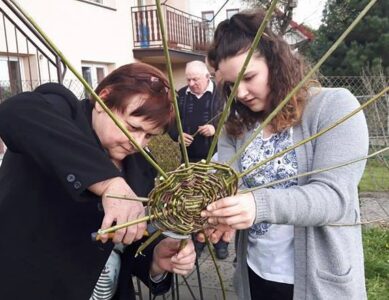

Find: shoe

[194,240,206,258]
[214,240,229,260]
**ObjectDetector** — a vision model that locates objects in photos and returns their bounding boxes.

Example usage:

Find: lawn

[359,157,389,192]
[363,227,389,299]
[360,153,389,298]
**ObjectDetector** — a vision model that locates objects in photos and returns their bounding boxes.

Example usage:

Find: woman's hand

[201,193,256,230]
[151,238,195,277]
[89,177,146,244]
[196,225,235,244]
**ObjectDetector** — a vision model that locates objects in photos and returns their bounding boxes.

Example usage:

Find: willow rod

[155,0,189,167]
[238,86,388,178]
[106,194,149,202]
[98,214,154,235]
[8,0,168,178]
[328,217,389,227]
[205,0,280,163]
[239,147,389,193]
[227,0,378,166]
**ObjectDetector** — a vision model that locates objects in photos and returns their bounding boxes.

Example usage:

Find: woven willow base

[148,160,239,235]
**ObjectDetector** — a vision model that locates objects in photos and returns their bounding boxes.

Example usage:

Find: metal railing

[131,4,212,52]
[0,0,66,99]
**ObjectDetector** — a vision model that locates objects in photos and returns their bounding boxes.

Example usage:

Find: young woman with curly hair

[202,9,368,300]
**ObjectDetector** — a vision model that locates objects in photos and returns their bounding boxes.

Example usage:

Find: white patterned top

[241,127,297,284]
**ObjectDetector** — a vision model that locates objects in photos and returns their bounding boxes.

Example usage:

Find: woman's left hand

[151,238,195,277]
[197,225,235,244]
[201,193,256,230]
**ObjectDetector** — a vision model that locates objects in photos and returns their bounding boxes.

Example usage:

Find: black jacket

[0,83,170,299]
[169,81,224,162]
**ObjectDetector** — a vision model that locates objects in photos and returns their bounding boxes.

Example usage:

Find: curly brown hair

[207,9,311,137]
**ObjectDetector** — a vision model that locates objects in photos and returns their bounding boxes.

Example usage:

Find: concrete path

[360,192,389,227]
[135,192,389,300]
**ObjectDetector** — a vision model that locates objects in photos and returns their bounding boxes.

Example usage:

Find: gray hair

[185,60,210,77]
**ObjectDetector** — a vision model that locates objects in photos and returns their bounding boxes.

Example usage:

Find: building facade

[0,0,214,158]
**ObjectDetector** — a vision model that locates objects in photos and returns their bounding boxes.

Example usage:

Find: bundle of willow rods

[148,160,239,235]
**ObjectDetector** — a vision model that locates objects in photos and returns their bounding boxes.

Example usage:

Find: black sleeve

[168,90,184,142]
[0,90,120,199]
[122,151,157,197]
[115,237,172,299]
[212,82,227,128]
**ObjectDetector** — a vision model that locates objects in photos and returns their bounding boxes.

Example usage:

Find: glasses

[132,73,170,94]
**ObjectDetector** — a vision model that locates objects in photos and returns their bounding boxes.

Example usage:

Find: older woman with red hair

[0,62,195,300]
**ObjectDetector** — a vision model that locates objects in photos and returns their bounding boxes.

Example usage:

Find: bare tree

[242,0,298,35]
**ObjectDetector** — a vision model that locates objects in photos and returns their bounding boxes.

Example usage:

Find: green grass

[363,227,389,299]
[359,157,389,192]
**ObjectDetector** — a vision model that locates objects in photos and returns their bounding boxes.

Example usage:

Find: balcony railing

[131,4,213,53]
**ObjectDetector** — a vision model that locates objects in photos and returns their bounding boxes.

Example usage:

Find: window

[81,62,109,97]
[0,57,23,101]
[226,8,239,19]
[82,67,93,87]
[76,0,116,9]
[96,67,105,83]
[201,11,215,44]
[202,11,215,29]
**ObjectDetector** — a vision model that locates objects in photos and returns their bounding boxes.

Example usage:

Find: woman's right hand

[89,177,146,244]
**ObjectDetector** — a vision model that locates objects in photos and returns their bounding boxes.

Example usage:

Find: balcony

[131,4,213,64]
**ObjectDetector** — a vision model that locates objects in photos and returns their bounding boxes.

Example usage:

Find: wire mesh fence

[319,76,389,140]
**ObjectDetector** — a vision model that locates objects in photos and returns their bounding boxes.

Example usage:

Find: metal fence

[319,75,389,191]
[319,75,389,141]
[319,76,386,96]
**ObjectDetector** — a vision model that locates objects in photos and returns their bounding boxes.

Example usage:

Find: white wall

[189,0,247,26]
[2,0,137,85]
[0,0,198,93]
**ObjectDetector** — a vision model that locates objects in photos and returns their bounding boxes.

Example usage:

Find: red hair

[93,63,175,133]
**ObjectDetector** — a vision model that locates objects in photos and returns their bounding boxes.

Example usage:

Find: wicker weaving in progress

[148,160,239,235]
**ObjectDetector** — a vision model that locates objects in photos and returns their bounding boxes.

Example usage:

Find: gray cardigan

[218,88,369,299]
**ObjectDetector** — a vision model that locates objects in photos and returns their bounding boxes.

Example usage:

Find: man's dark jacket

[0,83,169,299]
[169,81,224,162]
